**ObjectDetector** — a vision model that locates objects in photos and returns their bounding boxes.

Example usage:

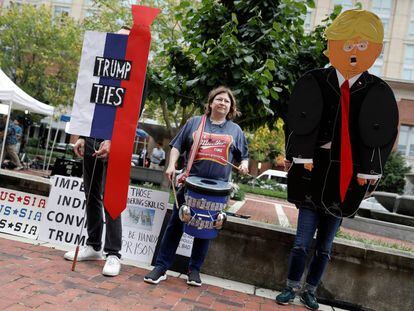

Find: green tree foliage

[148,0,337,131]
[0,4,82,107]
[248,119,285,162]
[377,151,411,194]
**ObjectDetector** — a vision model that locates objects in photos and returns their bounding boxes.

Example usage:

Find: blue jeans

[287,207,341,292]
[155,188,210,272]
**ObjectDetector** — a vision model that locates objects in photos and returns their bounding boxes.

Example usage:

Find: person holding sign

[63,27,133,277]
[277,10,398,310]
[144,86,249,287]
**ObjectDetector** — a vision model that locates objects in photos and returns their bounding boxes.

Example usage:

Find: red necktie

[340,80,352,202]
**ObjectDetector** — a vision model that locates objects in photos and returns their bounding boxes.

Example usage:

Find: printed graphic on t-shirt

[194,132,233,165]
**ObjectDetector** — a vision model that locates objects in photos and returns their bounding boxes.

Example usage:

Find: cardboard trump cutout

[286,10,399,217]
[67,5,160,219]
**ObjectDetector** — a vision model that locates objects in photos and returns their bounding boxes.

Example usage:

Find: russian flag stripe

[68,31,106,137]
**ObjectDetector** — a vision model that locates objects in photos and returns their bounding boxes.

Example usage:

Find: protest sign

[0,187,47,239]
[121,186,168,263]
[39,175,170,264]
[38,175,87,246]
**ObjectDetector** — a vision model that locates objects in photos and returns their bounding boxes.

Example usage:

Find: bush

[239,183,287,200]
[232,186,245,201]
[377,151,411,194]
[27,138,39,147]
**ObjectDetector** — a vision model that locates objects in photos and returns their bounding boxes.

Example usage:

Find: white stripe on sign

[67,31,106,137]
[275,204,290,227]
[227,200,245,213]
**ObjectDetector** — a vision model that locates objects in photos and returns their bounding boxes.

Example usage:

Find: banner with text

[0,188,47,239]
[39,176,88,246]
[39,175,169,264]
[122,186,168,263]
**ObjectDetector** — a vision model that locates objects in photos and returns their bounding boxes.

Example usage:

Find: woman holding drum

[144,86,249,286]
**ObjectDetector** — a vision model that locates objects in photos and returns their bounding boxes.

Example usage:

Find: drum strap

[176,114,207,186]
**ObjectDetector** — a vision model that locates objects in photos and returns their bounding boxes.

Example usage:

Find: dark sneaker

[144,267,167,284]
[187,270,202,287]
[275,287,296,305]
[300,291,319,310]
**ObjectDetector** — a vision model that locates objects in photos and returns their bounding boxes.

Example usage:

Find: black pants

[84,138,122,258]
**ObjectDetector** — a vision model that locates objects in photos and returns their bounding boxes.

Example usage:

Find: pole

[43,117,52,171]
[0,101,12,167]
[72,139,98,271]
[46,120,60,171]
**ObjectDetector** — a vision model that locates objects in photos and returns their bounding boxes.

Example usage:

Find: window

[409,0,414,37]
[303,6,314,32]
[54,5,71,18]
[398,125,414,157]
[84,9,96,18]
[371,0,393,36]
[333,0,353,10]
[402,45,414,80]
[370,42,387,76]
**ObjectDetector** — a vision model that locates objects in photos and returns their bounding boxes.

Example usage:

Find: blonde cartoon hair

[324,9,384,56]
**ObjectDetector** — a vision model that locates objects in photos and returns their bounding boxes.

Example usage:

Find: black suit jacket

[286,67,398,217]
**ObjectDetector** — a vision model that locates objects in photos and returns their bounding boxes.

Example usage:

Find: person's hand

[165,164,175,181]
[73,138,85,157]
[357,177,378,186]
[238,161,249,175]
[93,140,111,158]
[304,163,313,171]
[284,159,292,172]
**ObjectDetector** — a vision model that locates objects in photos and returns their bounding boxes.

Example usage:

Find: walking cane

[196,152,254,178]
[71,140,99,271]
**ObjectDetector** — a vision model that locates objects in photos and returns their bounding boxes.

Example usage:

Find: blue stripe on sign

[90,33,129,140]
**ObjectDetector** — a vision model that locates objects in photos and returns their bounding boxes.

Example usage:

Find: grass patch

[239,183,287,200]
[336,230,414,253]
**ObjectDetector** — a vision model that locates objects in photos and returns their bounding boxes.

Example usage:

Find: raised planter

[372,191,398,212]
[396,195,414,217]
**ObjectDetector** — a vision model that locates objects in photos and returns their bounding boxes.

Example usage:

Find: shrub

[377,151,411,194]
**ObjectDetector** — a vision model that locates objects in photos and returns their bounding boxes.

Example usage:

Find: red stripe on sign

[104,5,160,220]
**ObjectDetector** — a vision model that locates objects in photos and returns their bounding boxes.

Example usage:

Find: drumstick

[197,152,253,178]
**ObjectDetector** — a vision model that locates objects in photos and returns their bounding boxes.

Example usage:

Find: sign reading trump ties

[38,175,169,264]
[0,188,47,239]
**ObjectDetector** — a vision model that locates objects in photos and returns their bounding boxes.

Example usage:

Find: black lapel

[350,71,372,94]
[326,67,340,96]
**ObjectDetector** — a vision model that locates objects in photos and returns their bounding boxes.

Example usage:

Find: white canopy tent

[0,68,54,169]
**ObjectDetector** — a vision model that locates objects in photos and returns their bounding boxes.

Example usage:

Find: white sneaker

[102,255,121,276]
[63,245,103,261]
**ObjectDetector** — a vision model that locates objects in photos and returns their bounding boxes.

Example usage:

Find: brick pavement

[0,236,312,311]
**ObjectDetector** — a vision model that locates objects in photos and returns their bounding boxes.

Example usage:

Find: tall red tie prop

[339,80,352,202]
[104,6,160,220]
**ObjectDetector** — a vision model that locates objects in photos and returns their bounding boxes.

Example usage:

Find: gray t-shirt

[170,116,249,182]
[150,147,165,164]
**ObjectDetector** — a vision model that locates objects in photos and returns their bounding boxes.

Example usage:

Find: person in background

[2,119,23,170]
[14,119,23,154]
[149,142,165,170]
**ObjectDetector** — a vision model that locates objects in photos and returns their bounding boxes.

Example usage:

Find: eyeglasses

[214,97,231,104]
[343,40,369,52]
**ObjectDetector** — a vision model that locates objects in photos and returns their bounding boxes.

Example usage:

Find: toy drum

[181,176,232,239]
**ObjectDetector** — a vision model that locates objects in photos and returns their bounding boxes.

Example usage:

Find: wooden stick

[71,246,80,271]
[197,152,254,178]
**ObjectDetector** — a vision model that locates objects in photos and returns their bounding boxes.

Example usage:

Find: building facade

[1,0,96,20]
